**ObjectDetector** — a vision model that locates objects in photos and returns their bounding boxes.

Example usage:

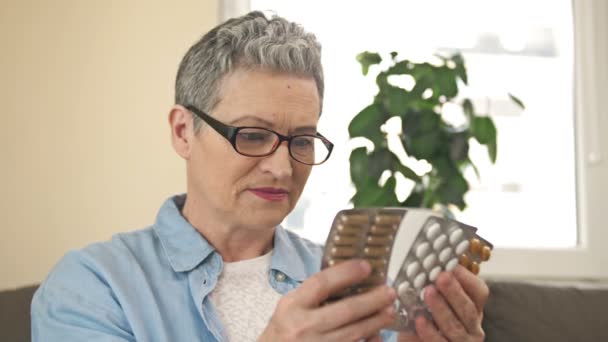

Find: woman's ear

[168,105,194,160]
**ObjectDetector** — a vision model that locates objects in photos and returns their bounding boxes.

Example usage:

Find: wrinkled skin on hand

[258,260,397,342]
[398,265,489,342]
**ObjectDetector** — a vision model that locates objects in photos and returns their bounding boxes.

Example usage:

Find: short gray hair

[175,11,324,132]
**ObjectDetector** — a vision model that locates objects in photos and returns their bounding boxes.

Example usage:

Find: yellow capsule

[365,258,388,268]
[361,275,386,286]
[363,246,391,257]
[370,224,395,235]
[331,247,357,257]
[374,214,403,225]
[366,235,393,246]
[333,235,358,245]
[328,259,348,267]
[480,246,492,261]
[340,213,369,225]
[469,261,480,275]
[459,254,470,267]
[469,238,482,254]
[336,224,363,236]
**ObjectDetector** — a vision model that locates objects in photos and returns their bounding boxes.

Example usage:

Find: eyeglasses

[184,105,334,165]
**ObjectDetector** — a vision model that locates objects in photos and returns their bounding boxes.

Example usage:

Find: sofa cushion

[0,284,39,342]
[483,280,608,342]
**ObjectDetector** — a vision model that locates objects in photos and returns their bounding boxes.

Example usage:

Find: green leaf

[436,173,469,210]
[403,187,424,207]
[401,110,442,160]
[471,117,496,144]
[368,148,392,181]
[383,86,410,115]
[349,147,369,187]
[407,131,442,160]
[390,51,398,60]
[380,176,400,206]
[452,53,468,85]
[508,93,525,109]
[409,63,434,83]
[387,60,410,75]
[448,131,469,162]
[462,98,475,119]
[471,117,498,163]
[465,157,481,180]
[394,162,421,182]
[435,67,458,99]
[349,103,383,137]
[402,110,440,136]
[365,146,422,182]
[356,51,382,76]
[351,178,383,207]
[350,147,400,191]
[349,103,385,148]
[421,177,438,208]
[375,71,389,90]
[429,155,458,179]
[487,139,497,164]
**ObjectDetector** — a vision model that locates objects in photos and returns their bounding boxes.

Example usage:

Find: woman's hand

[258,260,396,342]
[398,265,490,341]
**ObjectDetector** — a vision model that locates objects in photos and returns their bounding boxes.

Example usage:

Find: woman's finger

[415,315,447,342]
[433,270,484,336]
[294,259,372,307]
[424,285,471,339]
[452,265,490,312]
[315,285,396,331]
[323,305,395,341]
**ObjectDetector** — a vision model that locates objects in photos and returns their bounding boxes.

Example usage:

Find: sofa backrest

[3,281,608,341]
[483,280,608,342]
[0,284,38,342]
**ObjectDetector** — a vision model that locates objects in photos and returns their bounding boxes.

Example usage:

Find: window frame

[222,0,608,280]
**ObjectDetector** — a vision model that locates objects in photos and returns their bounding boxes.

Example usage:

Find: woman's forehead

[215,68,321,127]
[229,114,318,134]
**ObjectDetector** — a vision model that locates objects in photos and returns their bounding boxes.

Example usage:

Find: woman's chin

[242,207,290,230]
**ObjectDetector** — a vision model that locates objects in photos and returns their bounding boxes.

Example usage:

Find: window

[223,0,608,280]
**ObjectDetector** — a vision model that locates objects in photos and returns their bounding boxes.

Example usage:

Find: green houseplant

[349,51,524,214]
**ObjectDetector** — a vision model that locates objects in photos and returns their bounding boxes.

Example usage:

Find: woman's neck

[181,196,275,262]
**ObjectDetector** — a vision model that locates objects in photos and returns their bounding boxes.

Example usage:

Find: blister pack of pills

[321,208,493,332]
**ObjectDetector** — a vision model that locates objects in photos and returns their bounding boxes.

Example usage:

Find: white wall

[0,0,219,290]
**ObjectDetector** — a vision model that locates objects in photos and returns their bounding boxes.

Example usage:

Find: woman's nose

[259,143,293,179]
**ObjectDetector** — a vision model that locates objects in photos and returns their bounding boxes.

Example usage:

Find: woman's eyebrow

[229,115,273,126]
[293,126,318,134]
[229,116,318,133]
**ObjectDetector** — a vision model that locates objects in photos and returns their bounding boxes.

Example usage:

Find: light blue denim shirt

[31,194,396,341]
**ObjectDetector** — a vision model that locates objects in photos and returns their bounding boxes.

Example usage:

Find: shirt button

[275,272,286,282]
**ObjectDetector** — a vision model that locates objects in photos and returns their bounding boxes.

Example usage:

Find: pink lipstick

[249,188,289,201]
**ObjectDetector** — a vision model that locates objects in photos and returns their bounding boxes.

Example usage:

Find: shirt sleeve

[31,251,134,342]
[381,329,398,341]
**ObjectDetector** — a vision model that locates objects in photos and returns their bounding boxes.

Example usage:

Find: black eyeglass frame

[184,105,334,165]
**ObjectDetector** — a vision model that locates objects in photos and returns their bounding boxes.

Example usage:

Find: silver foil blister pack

[321,208,493,332]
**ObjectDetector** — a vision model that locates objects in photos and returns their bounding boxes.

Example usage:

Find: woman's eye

[239,132,270,141]
[293,137,313,147]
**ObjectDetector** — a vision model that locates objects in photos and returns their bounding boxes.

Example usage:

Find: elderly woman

[31,11,488,342]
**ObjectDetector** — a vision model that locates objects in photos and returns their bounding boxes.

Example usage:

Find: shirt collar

[153,194,215,273]
[271,226,311,282]
[154,194,314,281]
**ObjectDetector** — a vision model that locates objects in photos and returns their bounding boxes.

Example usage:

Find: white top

[208,251,282,341]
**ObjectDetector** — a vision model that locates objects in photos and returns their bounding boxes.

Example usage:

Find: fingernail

[384,305,395,316]
[359,260,371,273]
[386,286,396,300]
[422,285,434,302]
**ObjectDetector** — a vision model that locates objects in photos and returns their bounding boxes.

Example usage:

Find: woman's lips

[249,188,289,201]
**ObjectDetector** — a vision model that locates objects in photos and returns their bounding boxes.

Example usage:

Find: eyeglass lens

[234,128,329,165]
